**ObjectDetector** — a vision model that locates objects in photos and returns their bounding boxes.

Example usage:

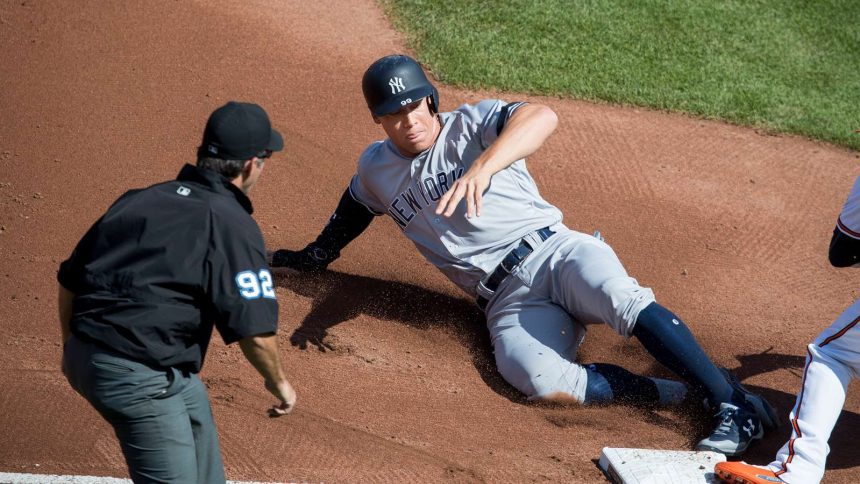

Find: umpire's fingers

[268,401,292,417]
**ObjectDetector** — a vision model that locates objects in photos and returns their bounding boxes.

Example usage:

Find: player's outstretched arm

[239,332,297,417]
[270,187,375,271]
[436,104,558,218]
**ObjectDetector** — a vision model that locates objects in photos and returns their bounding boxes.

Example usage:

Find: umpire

[58,101,296,483]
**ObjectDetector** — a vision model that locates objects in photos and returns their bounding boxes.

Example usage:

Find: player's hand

[269,244,334,272]
[265,378,297,417]
[435,168,492,218]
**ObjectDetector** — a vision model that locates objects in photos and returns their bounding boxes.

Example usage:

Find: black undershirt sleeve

[829,227,860,267]
[310,187,376,260]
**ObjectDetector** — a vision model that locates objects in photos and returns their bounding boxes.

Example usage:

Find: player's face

[375,98,440,157]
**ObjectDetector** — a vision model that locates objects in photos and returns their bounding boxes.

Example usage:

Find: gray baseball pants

[485,224,656,402]
[63,335,226,484]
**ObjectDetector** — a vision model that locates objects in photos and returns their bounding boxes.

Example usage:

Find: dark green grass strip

[381,0,860,150]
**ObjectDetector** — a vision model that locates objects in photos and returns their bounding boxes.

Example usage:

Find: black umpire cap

[199,101,284,160]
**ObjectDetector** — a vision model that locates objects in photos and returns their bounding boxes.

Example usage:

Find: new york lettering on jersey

[386,167,465,227]
[349,99,561,291]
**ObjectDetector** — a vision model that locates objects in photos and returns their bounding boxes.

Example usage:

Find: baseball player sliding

[715,174,860,483]
[272,54,777,456]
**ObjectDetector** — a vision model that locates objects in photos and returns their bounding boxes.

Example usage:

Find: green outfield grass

[380,0,860,150]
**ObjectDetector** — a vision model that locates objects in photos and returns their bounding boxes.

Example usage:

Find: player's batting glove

[270,244,335,272]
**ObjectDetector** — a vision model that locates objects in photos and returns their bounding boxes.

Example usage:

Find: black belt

[477,227,555,310]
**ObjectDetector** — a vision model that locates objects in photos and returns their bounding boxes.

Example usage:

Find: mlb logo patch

[176,186,191,196]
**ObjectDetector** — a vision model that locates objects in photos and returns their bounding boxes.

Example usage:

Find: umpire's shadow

[271,268,524,402]
[724,348,860,470]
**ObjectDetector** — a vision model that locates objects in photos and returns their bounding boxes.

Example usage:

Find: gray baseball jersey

[349,100,562,296]
[349,99,656,403]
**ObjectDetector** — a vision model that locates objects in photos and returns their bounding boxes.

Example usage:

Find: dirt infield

[1,0,857,482]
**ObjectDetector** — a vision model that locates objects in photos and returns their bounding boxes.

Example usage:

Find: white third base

[598,447,726,483]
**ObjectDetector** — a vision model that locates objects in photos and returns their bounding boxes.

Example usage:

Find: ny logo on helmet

[389,77,406,94]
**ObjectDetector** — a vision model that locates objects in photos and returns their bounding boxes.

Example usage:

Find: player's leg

[486,275,685,407]
[583,363,688,407]
[628,300,780,454]
[528,229,733,404]
[631,302,735,407]
[527,227,774,454]
[486,282,588,403]
[770,299,860,483]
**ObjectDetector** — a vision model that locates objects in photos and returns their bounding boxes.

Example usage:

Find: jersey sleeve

[836,174,860,239]
[456,99,528,150]
[348,174,384,215]
[57,190,141,292]
[348,143,387,215]
[206,214,279,345]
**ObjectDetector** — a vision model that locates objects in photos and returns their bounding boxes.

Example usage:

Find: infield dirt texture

[0,1,858,482]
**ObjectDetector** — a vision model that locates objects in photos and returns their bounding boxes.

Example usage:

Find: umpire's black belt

[476,226,555,311]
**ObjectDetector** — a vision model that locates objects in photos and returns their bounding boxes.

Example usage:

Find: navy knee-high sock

[632,302,733,408]
[584,363,660,406]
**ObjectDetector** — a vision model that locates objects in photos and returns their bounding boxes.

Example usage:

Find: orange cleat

[714,461,784,483]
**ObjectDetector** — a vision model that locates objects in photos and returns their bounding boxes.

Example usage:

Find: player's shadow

[271,268,524,402]
[272,268,741,433]
[718,348,860,470]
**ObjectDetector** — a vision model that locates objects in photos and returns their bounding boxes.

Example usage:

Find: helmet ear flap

[429,87,440,114]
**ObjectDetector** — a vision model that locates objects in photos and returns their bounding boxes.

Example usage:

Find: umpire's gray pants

[63,335,226,484]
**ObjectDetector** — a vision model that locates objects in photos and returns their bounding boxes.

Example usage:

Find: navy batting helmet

[362,55,439,117]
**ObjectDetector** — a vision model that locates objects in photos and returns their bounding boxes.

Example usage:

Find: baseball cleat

[696,402,764,456]
[714,461,784,483]
[720,368,780,430]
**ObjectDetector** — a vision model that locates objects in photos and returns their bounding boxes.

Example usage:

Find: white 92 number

[235,269,276,300]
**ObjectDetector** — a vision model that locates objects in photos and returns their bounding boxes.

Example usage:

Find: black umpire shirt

[58,164,278,373]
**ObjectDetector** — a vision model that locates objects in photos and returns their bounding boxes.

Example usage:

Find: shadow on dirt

[272,268,524,402]
[273,269,860,470]
[273,269,733,429]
